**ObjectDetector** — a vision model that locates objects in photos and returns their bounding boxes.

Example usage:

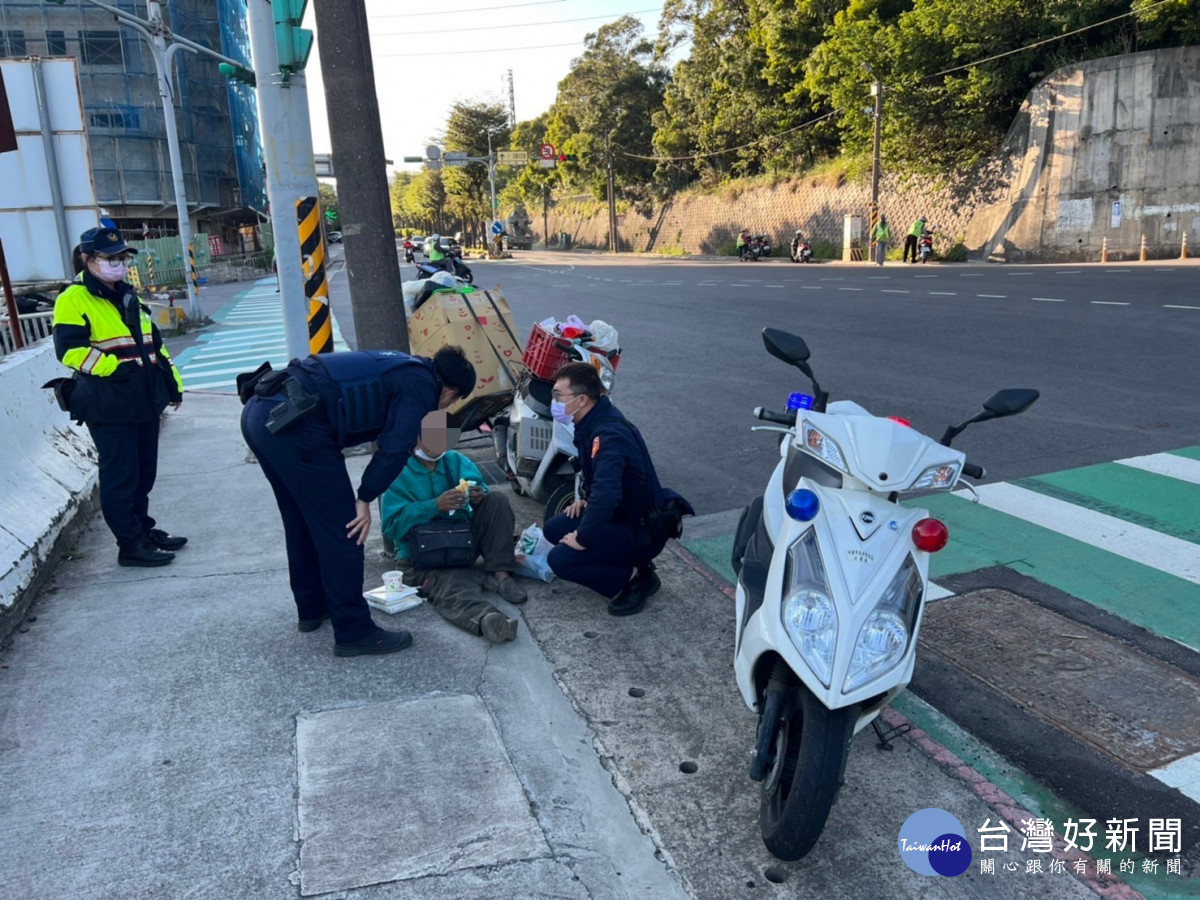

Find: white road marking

[959,482,1200,585]
[1107,268,1131,272]
[1165,304,1200,310]
[914,275,938,279]
[926,584,956,602]
[698,282,718,286]
[1033,297,1065,302]
[977,294,1007,298]
[960,274,985,277]
[801,286,822,290]
[1116,452,1200,486]
[730,283,751,287]
[881,289,910,294]
[1008,272,1034,276]
[661,281,683,285]
[930,291,957,296]
[1056,270,1082,274]
[839,287,863,291]
[867,276,890,280]
[1091,301,1129,306]
[765,285,785,289]
[1150,753,1200,806]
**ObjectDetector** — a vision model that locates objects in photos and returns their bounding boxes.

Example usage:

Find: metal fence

[0,310,55,357]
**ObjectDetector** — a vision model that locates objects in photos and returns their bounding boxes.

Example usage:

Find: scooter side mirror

[762,328,811,366]
[982,388,1040,419]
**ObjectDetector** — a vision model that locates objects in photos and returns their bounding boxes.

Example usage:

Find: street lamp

[48,0,246,321]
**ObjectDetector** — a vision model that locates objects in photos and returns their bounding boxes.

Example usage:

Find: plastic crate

[523,324,572,381]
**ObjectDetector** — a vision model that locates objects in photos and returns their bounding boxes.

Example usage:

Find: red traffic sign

[539,143,556,160]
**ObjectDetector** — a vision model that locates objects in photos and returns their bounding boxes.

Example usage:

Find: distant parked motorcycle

[758,234,774,258]
[790,234,812,264]
[918,229,934,264]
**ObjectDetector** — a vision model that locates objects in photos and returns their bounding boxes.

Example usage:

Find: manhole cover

[920,589,1200,771]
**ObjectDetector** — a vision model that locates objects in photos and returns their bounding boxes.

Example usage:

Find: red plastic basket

[523,324,572,381]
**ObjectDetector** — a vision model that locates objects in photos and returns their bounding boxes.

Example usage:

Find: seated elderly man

[380,411,527,644]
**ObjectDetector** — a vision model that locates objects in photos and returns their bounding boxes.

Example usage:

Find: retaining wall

[0,343,98,641]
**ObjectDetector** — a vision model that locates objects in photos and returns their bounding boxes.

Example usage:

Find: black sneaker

[147,529,188,551]
[118,541,175,568]
[334,627,413,657]
[298,615,329,633]
[608,571,661,617]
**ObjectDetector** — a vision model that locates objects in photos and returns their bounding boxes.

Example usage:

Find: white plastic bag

[513,524,556,582]
[586,319,619,351]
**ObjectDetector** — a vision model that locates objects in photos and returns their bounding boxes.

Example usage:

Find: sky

[298,0,669,174]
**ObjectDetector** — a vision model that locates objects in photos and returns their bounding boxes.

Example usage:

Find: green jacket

[909,219,926,237]
[380,451,489,560]
[428,241,446,262]
[873,222,891,242]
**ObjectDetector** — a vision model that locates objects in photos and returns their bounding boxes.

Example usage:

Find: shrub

[812,241,840,260]
[942,242,969,262]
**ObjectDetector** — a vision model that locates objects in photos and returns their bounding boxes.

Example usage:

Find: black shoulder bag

[408,467,477,569]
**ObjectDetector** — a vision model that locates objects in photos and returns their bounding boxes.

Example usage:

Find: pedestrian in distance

[48,226,188,568]
[239,347,476,657]
[380,410,526,644]
[872,215,891,266]
[904,216,926,264]
[543,363,692,616]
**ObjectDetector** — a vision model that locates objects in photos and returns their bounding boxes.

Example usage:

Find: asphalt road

[435,253,1200,516]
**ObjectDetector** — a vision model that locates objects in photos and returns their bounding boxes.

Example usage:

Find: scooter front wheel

[544,482,577,522]
[760,685,857,860]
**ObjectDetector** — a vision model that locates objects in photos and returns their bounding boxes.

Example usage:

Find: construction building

[0,0,266,253]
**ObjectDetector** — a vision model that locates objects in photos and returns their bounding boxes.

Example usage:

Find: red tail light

[888,415,911,427]
[912,518,949,552]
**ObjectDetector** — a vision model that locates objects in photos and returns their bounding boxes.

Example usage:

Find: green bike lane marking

[1016,462,1200,544]
[920,493,1200,651]
[1172,447,1200,462]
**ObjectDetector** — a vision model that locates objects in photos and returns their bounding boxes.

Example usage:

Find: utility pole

[543,182,549,249]
[313,0,409,353]
[606,138,617,254]
[486,130,499,225]
[246,0,325,359]
[53,0,246,321]
[868,79,883,260]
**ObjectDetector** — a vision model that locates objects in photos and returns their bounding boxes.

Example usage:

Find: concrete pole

[486,130,498,225]
[146,1,200,321]
[247,0,315,360]
[606,138,617,253]
[868,79,883,264]
[312,0,409,353]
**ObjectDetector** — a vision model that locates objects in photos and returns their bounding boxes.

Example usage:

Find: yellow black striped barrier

[146,250,157,290]
[867,204,880,263]
[188,241,199,294]
[297,196,332,354]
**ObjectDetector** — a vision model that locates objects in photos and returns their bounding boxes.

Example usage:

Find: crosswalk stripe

[960,482,1200,585]
[1150,753,1200,805]
[1116,452,1200,486]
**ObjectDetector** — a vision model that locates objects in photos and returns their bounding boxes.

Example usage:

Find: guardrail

[0,310,55,357]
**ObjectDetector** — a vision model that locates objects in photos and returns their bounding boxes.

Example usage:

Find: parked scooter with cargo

[731,327,1037,860]
[757,234,773,258]
[491,319,621,522]
[790,232,812,264]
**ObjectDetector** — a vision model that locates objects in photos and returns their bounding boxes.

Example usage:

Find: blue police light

[787,392,815,412]
[785,489,820,522]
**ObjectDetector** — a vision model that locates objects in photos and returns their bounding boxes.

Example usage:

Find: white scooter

[493,331,619,522]
[731,327,1037,861]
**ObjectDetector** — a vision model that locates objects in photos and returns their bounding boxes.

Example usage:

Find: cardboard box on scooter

[406,288,524,416]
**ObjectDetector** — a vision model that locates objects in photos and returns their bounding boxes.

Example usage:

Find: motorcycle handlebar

[962,462,986,480]
[753,407,797,427]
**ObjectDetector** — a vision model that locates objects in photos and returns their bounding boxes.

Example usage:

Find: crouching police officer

[239,347,476,657]
[543,362,686,616]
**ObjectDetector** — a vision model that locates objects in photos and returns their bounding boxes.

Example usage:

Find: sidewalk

[0,393,686,899]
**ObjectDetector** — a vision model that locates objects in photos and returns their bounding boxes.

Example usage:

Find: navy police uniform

[544,396,666,598]
[240,350,441,642]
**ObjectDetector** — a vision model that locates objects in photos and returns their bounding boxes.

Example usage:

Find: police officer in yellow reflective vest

[50,227,187,568]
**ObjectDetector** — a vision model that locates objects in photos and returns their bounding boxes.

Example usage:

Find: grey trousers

[398,491,517,637]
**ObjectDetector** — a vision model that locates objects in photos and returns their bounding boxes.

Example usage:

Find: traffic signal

[273,0,314,73]
[556,154,577,162]
[218,63,257,86]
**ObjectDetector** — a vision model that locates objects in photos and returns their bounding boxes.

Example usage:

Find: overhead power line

[617,110,839,163]
[371,0,566,18]
[371,7,661,37]
[923,0,1174,79]
[375,39,584,58]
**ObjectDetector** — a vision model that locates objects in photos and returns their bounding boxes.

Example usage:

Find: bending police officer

[240,347,476,657]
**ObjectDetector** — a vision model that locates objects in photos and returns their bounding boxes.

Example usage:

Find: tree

[318,182,339,227]
[439,100,511,241]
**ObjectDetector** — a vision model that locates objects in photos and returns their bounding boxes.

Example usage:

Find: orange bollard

[1182,232,1189,260]
[1139,234,1147,262]
[1100,236,1108,263]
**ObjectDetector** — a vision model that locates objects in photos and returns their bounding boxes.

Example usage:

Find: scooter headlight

[598,365,615,391]
[844,554,923,692]
[910,463,961,491]
[801,423,848,473]
[781,528,837,686]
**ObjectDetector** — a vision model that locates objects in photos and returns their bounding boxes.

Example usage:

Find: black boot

[147,528,188,551]
[118,541,175,568]
[334,627,413,657]
[608,568,661,617]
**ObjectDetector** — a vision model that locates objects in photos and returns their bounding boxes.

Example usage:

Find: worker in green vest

[871,215,891,266]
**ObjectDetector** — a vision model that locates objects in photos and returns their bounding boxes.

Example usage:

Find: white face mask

[93,258,130,283]
[414,447,444,462]
[551,397,578,425]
